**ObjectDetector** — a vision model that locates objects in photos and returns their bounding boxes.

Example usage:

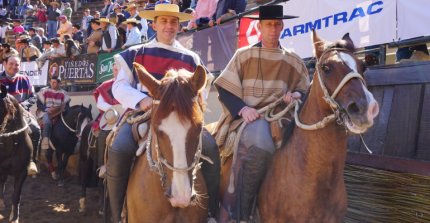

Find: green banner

[96,50,122,83]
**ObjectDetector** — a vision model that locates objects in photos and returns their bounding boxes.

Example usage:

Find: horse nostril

[190,194,196,202]
[347,102,361,115]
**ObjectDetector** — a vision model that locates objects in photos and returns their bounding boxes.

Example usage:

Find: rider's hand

[240,106,260,123]
[283,91,301,104]
[139,97,153,111]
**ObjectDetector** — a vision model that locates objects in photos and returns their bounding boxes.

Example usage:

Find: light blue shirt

[123,26,142,47]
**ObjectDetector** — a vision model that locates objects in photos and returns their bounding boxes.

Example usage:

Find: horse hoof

[57,180,64,187]
[98,208,104,216]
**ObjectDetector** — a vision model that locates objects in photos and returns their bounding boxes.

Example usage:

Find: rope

[0,120,29,137]
[227,97,295,193]
[61,112,76,133]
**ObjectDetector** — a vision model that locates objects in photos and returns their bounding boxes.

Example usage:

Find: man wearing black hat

[213,5,310,222]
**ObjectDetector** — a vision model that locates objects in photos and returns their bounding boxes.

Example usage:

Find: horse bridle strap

[294,48,365,130]
[61,112,77,133]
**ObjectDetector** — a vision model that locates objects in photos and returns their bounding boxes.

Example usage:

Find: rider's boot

[106,150,132,223]
[238,146,272,222]
[201,130,221,220]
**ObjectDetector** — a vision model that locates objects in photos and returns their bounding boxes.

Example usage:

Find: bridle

[61,108,91,137]
[294,47,366,130]
[145,97,212,195]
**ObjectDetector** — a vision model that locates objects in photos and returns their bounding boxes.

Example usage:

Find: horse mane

[156,69,204,126]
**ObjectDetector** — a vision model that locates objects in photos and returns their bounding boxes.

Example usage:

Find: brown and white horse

[126,63,209,222]
[219,31,380,222]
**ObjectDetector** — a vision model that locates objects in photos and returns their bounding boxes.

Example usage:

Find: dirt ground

[0,165,104,223]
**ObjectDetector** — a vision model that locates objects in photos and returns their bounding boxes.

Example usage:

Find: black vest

[102,25,120,49]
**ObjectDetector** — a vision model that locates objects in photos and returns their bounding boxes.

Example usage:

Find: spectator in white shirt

[121,18,141,49]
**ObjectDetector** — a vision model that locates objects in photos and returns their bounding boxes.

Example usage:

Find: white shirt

[123,26,141,47]
[113,39,208,110]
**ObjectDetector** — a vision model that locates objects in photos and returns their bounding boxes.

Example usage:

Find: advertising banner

[178,22,237,73]
[20,61,48,86]
[397,0,430,40]
[96,51,120,83]
[48,54,98,84]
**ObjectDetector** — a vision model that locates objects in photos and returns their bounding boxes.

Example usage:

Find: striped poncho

[213,43,310,149]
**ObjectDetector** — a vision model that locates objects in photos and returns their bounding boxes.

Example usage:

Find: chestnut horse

[126,63,209,222]
[0,85,33,223]
[219,32,380,222]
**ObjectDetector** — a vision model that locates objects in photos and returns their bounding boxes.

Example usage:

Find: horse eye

[321,64,330,73]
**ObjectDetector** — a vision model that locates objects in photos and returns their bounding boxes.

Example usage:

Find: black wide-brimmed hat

[244,5,298,20]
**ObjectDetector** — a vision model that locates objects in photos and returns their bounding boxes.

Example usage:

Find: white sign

[19,61,48,86]
[397,0,430,40]
[280,0,397,58]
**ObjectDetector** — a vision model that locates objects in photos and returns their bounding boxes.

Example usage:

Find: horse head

[312,31,379,133]
[0,85,19,131]
[63,104,93,137]
[134,62,206,208]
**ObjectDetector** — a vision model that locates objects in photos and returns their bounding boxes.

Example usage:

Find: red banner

[238,14,261,48]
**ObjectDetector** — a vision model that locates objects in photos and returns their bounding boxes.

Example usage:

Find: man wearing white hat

[100,17,120,52]
[108,4,220,222]
[121,18,141,49]
[125,2,148,41]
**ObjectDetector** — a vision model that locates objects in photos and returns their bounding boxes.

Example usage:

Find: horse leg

[0,175,7,211]
[56,151,65,187]
[9,170,27,222]
[79,158,88,212]
[45,148,57,180]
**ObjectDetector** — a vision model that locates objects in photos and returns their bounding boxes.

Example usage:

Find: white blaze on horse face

[158,111,192,208]
[339,52,358,73]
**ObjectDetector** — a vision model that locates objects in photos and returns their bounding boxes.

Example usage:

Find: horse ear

[88,104,92,112]
[190,65,207,93]
[0,84,7,99]
[133,62,161,98]
[312,30,325,59]
[341,33,356,52]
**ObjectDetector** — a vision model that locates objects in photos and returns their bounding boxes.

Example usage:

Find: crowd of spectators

[0,0,248,71]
